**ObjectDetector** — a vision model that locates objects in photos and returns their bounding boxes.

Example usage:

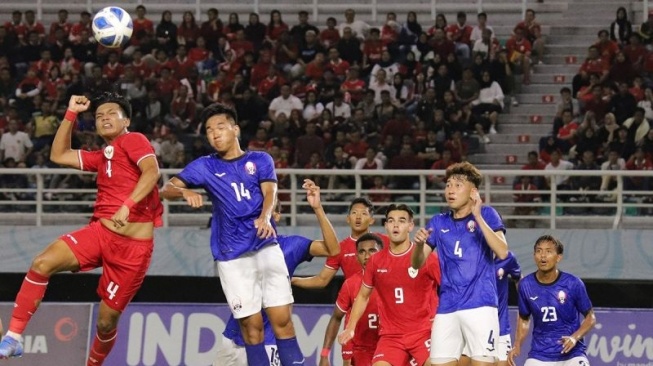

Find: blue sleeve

[177,157,208,188]
[573,277,593,316]
[424,215,439,249]
[506,252,522,279]
[481,206,505,233]
[279,235,314,275]
[256,152,277,183]
[517,278,531,318]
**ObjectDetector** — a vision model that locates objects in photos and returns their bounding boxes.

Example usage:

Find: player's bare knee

[96,317,118,334]
[30,254,57,276]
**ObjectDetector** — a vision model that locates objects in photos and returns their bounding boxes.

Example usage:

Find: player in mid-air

[0,93,163,365]
[160,103,304,365]
[412,162,509,366]
[509,235,596,366]
[319,233,384,366]
[215,179,340,366]
[460,252,522,366]
[339,204,441,366]
[292,197,388,365]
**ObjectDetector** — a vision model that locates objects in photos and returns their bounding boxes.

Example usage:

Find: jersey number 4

[230,182,252,201]
[454,240,463,257]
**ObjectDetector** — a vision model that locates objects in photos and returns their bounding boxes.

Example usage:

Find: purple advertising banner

[0,303,91,365]
[94,305,653,366]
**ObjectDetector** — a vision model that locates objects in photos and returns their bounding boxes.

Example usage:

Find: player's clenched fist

[337,329,354,345]
[414,227,433,246]
[182,189,203,208]
[67,95,91,113]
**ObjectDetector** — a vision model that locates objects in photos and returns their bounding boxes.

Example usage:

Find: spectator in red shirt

[443,130,468,162]
[130,49,152,79]
[102,51,124,83]
[362,28,385,75]
[68,11,91,45]
[326,47,350,81]
[248,127,274,151]
[521,150,546,189]
[230,29,254,61]
[516,9,544,64]
[340,67,366,105]
[169,45,195,79]
[31,49,55,78]
[305,52,325,82]
[511,175,540,226]
[48,9,71,43]
[623,33,647,74]
[257,66,284,100]
[595,29,620,63]
[625,146,653,192]
[572,46,609,96]
[177,11,200,48]
[320,17,340,49]
[344,130,369,160]
[556,109,579,154]
[584,84,610,124]
[266,10,289,46]
[446,11,473,62]
[200,8,223,43]
[156,67,179,106]
[380,13,400,47]
[16,10,45,45]
[165,85,197,133]
[294,121,325,167]
[4,11,22,39]
[428,149,454,189]
[506,26,532,84]
[128,5,154,53]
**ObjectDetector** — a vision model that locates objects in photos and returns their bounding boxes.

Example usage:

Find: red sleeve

[325,251,342,271]
[335,278,353,313]
[362,256,376,288]
[79,149,103,172]
[119,133,156,166]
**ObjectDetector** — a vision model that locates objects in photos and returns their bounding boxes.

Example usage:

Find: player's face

[95,103,130,140]
[534,241,562,273]
[205,115,239,153]
[356,240,380,268]
[444,176,475,210]
[384,210,414,244]
[346,203,374,234]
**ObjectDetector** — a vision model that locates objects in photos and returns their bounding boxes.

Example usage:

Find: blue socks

[245,342,269,365]
[276,337,304,365]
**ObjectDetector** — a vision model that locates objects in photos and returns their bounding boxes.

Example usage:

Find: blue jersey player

[509,235,596,366]
[161,103,305,366]
[412,162,509,366]
[215,179,340,365]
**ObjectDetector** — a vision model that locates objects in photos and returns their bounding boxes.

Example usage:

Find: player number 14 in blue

[230,182,252,201]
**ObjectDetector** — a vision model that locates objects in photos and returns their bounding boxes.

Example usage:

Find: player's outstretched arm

[160,177,204,208]
[412,227,433,269]
[337,285,372,345]
[304,179,340,257]
[508,314,530,366]
[50,95,89,169]
[291,267,337,289]
[561,309,596,354]
[470,190,509,259]
[319,307,346,366]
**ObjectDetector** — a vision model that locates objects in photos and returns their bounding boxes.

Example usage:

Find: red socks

[8,269,49,334]
[87,329,117,365]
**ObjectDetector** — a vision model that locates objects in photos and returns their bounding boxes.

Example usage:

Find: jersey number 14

[231,182,252,201]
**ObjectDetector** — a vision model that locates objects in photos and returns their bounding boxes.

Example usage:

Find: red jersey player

[0,92,162,365]
[339,204,441,366]
[293,197,388,365]
[320,233,383,366]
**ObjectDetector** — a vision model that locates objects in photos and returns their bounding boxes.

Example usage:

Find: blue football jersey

[222,235,313,346]
[425,206,505,313]
[517,271,593,361]
[495,251,521,336]
[177,151,278,261]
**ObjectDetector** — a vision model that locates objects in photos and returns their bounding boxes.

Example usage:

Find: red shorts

[352,347,376,366]
[372,329,431,366]
[342,341,353,361]
[60,220,153,312]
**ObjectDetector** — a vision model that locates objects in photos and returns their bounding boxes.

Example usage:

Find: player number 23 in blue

[541,306,558,322]
[230,182,252,201]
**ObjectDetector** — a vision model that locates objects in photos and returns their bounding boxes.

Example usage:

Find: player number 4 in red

[107,281,119,300]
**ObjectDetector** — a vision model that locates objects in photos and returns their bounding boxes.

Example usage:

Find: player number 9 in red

[394,287,404,304]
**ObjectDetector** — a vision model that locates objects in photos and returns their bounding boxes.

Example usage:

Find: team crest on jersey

[231,297,243,313]
[557,290,567,304]
[103,146,114,160]
[245,161,257,175]
[466,220,476,232]
[497,267,505,280]
[408,267,419,278]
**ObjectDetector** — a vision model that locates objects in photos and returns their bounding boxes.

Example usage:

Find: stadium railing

[0,168,651,229]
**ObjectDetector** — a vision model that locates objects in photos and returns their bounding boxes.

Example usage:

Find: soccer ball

[92,6,133,48]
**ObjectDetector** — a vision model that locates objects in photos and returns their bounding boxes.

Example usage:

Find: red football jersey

[325,233,390,279]
[363,243,440,336]
[336,271,380,350]
[78,132,162,226]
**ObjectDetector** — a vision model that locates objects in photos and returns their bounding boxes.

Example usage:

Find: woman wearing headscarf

[610,7,632,46]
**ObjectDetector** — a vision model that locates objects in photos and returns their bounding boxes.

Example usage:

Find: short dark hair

[385,203,414,219]
[445,162,483,188]
[560,87,571,94]
[200,103,239,126]
[298,10,308,16]
[136,5,146,11]
[534,235,564,254]
[356,233,384,249]
[477,12,487,19]
[457,11,467,18]
[92,91,132,119]
[528,151,538,158]
[598,29,609,37]
[348,197,374,214]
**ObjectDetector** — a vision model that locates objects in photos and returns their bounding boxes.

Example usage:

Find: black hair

[534,235,564,254]
[200,102,239,126]
[136,5,146,11]
[348,197,374,214]
[528,151,538,158]
[385,203,414,219]
[477,12,487,19]
[457,11,467,18]
[356,233,384,249]
[92,91,132,119]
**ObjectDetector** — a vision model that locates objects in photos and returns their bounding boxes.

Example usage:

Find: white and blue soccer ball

[92,6,133,48]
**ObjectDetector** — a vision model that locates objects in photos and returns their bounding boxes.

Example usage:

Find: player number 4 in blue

[454,240,463,257]
[230,182,252,201]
